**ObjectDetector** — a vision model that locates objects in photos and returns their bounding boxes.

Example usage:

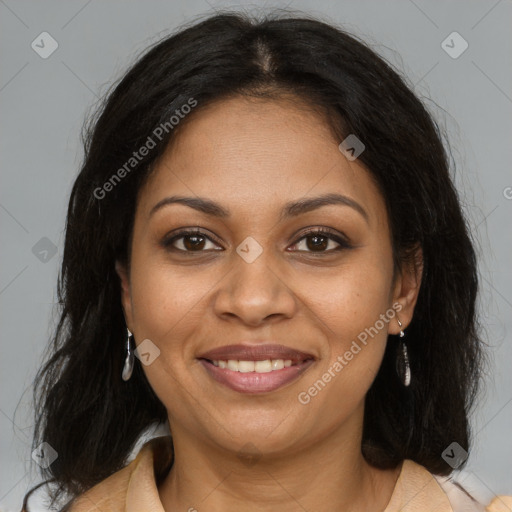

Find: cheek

[294,280,391,425]
[299,254,392,341]
[127,255,204,417]
[129,250,212,345]
[297,251,393,388]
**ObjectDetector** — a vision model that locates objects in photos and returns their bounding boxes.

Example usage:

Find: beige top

[64,436,511,512]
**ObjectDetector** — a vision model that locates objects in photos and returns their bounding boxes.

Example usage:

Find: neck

[158,411,401,511]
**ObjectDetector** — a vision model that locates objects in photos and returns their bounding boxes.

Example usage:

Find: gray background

[1,0,511,510]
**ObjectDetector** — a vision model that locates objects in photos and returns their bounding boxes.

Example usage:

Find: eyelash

[161,227,352,255]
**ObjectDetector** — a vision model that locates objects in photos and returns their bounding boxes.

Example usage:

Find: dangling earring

[396,318,411,387]
[122,328,134,381]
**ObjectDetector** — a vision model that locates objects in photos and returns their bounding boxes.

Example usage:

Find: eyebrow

[149,192,369,223]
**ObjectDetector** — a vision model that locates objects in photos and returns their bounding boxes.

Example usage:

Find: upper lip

[198,344,315,363]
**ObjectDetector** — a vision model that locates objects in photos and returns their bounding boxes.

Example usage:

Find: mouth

[197,343,316,394]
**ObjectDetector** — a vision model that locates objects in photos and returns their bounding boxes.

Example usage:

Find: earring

[396,318,411,387]
[397,318,405,338]
[122,328,134,381]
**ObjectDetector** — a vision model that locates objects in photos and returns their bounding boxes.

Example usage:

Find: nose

[212,247,298,327]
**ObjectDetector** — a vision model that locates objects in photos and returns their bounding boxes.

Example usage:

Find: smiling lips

[198,343,315,393]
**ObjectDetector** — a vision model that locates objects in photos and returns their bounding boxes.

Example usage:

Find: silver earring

[122,328,134,381]
[396,318,411,387]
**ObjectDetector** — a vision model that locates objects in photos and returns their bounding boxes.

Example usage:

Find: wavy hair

[23,10,484,510]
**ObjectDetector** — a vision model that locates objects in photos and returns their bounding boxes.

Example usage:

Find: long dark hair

[23,9,484,510]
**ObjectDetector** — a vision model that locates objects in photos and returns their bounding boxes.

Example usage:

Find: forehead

[137,95,387,228]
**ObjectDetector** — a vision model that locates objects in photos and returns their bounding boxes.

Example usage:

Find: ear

[115,259,134,331]
[389,244,423,335]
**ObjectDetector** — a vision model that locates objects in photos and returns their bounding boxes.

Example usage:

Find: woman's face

[116,95,420,457]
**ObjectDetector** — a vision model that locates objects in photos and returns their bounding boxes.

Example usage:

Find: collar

[125,436,173,512]
[383,459,453,511]
[70,436,461,511]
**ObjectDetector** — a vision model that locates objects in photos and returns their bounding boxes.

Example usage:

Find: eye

[289,228,351,253]
[162,227,352,254]
[161,229,221,253]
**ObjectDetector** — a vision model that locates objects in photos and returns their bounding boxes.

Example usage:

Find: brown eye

[290,228,351,253]
[162,229,220,252]
[181,234,207,251]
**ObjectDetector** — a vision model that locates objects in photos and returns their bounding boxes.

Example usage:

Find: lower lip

[199,359,315,393]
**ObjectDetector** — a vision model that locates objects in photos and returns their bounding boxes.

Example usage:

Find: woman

[22,10,511,512]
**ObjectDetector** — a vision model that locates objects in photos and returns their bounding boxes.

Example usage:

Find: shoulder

[485,496,512,512]
[435,474,512,512]
[66,451,145,512]
[391,459,511,512]
[67,436,173,512]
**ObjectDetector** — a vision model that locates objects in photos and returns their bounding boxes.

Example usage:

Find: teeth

[272,359,284,370]
[211,359,295,372]
[227,360,239,371]
[238,360,254,373]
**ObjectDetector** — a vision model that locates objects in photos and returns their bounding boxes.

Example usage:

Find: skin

[116,94,423,512]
